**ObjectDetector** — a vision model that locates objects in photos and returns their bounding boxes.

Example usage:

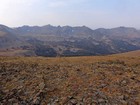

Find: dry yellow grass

[0,49,32,56]
[111,50,140,57]
[0,51,140,104]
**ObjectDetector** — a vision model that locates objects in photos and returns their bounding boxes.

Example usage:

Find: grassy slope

[0,51,140,104]
[0,49,29,56]
[111,50,140,57]
[0,49,36,57]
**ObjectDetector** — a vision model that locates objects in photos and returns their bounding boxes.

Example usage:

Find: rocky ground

[0,53,140,105]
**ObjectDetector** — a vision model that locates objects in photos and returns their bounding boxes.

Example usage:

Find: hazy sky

[0,0,140,29]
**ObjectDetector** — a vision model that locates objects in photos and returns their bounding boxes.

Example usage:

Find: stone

[39,82,45,90]
[13,103,18,105]
[70,99,77,104]
[68,96,74,99]
[33,97,40,105]
[121,80,127,85]
[98,99,105,103]
[118,95,124,100]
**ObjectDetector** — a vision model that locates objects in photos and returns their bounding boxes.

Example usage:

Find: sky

[0,0,140,29]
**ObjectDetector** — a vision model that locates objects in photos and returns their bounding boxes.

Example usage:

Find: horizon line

[0,23,139,30]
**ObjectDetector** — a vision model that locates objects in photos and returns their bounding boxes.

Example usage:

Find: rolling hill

[111,50,140,57]
[0,51,140,104]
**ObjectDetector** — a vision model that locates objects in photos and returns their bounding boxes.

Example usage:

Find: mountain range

[0,24,140,57]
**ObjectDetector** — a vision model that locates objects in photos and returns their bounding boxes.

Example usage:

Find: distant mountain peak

[0,24,140,57]
[113,26,137,30]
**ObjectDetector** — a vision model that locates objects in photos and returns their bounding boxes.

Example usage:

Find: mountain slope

[0,24,140,56]
[0,25,34,56]
[0,25,28,49]
[15,25,93,37]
